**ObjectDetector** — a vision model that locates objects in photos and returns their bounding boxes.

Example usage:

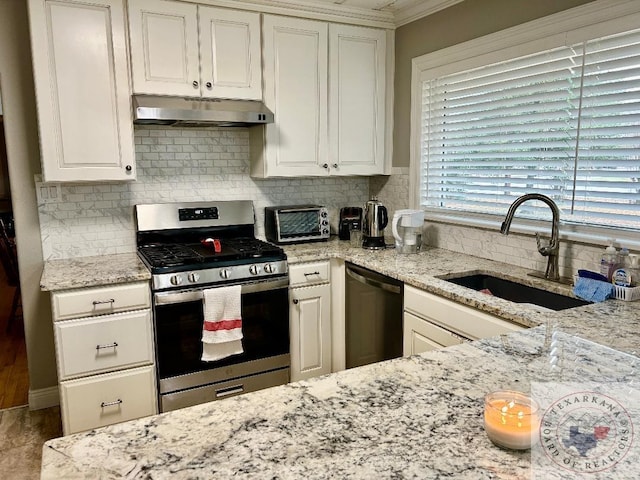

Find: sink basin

[442,274,590,311]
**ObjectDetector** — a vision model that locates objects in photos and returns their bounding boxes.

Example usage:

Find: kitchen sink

[442,274,590,311]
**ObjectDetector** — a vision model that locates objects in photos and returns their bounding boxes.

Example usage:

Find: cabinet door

[128,0,200,96]
[403,311,464,356]
[199,7,262,100]
[329,24,386,176]
[28,0,135,182]
[290,283,331,382]
[259,15,328,177]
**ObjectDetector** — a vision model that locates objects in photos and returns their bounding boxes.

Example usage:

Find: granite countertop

[41,327,640,479]
[40,237,640,478]
[40,253,151,291]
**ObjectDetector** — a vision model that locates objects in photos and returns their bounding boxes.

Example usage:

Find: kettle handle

[378,206,388,230]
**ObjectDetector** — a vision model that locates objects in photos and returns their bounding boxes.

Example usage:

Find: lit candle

[484,390,540,450]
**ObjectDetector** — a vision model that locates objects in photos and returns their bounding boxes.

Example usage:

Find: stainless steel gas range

[135,201,290,412]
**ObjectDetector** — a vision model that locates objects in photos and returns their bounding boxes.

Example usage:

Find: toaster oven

[265,205,330,244]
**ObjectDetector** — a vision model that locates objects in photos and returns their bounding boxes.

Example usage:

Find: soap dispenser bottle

[600,240,618,281]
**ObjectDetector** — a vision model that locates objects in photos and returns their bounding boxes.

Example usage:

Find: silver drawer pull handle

[92,298,115,306]
[215,385,244,398]
[303,271,320,276]
[100,399,122,408]
[96,342,118,351]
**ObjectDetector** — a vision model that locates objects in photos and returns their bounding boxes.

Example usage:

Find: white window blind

[420,28,640,231]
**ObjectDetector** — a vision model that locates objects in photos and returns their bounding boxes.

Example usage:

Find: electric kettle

[391,209,423,254]
[362,197,388,249]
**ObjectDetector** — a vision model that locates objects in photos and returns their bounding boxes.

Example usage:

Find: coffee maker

[391,209,423,254]
[338,207,363,240]
[362,198,388,250]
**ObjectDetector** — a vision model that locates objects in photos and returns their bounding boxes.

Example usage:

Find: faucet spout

[500,193,560,281]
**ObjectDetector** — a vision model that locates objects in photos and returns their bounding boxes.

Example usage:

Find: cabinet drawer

[55,310,153,380]
[52,282,150,321]
[289,261,330,287]
[60,366,157,435]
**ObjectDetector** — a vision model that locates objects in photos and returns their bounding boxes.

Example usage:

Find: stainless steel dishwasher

[345,263,403,369]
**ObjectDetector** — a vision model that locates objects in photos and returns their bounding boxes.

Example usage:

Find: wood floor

[0,265,29,409]
[0,405,62,480]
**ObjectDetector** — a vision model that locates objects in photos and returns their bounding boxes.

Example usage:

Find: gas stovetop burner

[135,201,289,291]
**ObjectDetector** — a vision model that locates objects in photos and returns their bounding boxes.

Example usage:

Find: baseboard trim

[29,386,60,410]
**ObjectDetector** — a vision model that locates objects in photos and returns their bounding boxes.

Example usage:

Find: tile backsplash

[37,126,369,260]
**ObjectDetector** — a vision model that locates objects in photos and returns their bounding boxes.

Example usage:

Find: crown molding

[196,0,396,28]
[392,0,464,27]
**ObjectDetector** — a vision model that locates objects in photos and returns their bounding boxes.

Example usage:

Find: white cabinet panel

[290,283,331,382]
[55,310,153,380]
[329,24,386,175]
[403,311,463,356]
[289,261,330,287]
[199,7,261,100]
[128,0,261,100]
[253,15,328,178]
[29,0,135,182]
[60,366,156,435]
[128,0,199,96]
[404,285,523,341]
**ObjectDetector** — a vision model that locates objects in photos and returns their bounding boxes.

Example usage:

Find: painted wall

[392,0,595,168]
[0,0,58,403]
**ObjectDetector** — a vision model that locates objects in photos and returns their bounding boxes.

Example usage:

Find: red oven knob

[170,275,183,286]
[219,269,231,279]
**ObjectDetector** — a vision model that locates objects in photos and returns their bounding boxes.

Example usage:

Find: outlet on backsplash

[35,178,61,205]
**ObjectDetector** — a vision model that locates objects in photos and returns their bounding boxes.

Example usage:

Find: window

[413,3,640,235]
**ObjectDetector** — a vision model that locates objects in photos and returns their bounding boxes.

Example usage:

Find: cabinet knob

[322,163,328,169]
[206,82,212,89]
[125,165,132,172]
[293,299,299,304]
[192,80,199,88]
[332,163,338,168]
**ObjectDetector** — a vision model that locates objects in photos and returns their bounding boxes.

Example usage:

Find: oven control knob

[170,275,183,286]
[263,263,274,274]
[187,272,200,283]
[219,269,231,279]
[249,265,260,275]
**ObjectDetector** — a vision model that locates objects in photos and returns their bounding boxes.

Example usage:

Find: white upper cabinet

[329,24,386,176]
[252,16,329,178]
[128,0,262,100]
[252,15,388,178]
[28,0,136,182]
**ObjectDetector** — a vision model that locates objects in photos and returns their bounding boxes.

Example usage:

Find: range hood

[132,95,274,127]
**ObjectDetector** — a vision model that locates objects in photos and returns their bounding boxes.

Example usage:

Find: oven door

[153,277,290,406]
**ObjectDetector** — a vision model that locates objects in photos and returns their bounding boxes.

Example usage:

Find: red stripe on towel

[203,319,242,331]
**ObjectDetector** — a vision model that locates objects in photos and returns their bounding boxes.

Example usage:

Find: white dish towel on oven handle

[201,285,244,362]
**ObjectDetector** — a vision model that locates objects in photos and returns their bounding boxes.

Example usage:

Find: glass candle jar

[484,390,540,450]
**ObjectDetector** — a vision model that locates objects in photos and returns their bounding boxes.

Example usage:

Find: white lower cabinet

[50,282,157,435]
[59,366,156,435]
[403,285,523,356]
[289,262,332,382]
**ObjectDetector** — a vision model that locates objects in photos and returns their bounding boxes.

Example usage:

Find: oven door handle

[154,277,289,305]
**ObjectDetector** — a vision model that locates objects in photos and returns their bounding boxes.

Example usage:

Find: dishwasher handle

[346,266,401,294]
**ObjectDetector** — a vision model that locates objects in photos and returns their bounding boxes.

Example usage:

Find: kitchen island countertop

[40,239,640,478]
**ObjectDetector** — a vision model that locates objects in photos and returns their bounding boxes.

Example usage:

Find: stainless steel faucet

[500,193,560,282]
